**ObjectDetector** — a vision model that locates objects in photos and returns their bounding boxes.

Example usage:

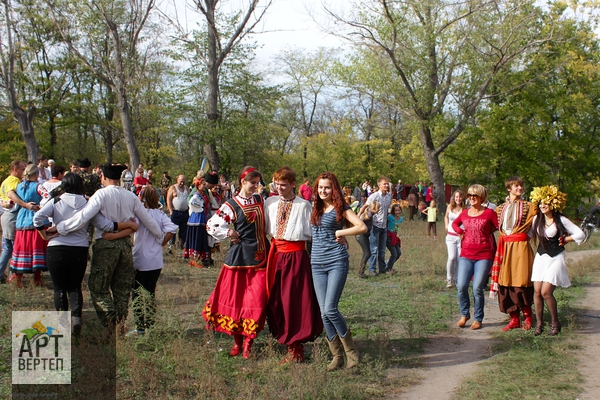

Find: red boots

[229,334,243,357]
[522,306,533,330]
[230,335,253,359]
[502,311,521,331]
[280,343,304,364]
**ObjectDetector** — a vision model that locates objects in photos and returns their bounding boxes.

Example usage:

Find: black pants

[170,210,189,248]
[132,269,162,330]
[47,246,88,317]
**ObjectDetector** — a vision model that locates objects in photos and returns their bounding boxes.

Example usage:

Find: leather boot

[340,330,359,369]
[229,334,243,357]
[326,335,344,371]
[242,337,253,359]
[33,270,43,287]
[502,311,521,331]
[522,306,533,330]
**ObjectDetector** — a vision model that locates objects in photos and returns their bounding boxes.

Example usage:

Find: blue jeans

[0,238,13,280]
[456,257,492,322]
[369,225,387,273]
[386,236,401,270]
[311,259,349,341]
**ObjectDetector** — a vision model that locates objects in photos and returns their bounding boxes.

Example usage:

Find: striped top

[310,208,349,265]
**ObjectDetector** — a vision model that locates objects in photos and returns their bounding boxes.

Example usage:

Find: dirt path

[391,249,600,400]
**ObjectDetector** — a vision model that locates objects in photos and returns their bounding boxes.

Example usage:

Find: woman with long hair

[452,184,498,330]
[529,186,585,336]
[203,166,270,359]
[444,189,465,288]
[310,172,367,370]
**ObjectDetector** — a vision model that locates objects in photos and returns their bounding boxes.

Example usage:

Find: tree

[326,0,549,209]
[47,0,161,168]
[0,0,40,162]
[166,0,272,171]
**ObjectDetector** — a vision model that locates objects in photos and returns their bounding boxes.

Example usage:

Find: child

[103,186,177,335]
[386,203,403,274]
[422,199,439,239]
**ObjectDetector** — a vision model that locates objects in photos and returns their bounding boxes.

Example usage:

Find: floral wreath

[529,185,567,211]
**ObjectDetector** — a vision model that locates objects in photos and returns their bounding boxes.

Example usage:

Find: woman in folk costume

[490,176,537,331]
[529,186,585,336]
[10,164,47,287]
[184,177,212,267]
[203,167,269,358]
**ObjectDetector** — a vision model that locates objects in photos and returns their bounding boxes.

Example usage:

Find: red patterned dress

[202,194,269,338]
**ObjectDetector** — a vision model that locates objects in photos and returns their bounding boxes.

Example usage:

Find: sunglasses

[467,194,480,198]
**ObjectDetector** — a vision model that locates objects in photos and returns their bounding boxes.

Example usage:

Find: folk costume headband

[529,185,567,212]
[241,167,256,181]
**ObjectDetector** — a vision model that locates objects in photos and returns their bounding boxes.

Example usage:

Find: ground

[392,249,600,400]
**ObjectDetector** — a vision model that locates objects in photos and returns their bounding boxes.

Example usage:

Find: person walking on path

[452,184,499,330]
[490,176,537,332]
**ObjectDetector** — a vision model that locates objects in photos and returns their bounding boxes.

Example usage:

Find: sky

[170,0,348,64]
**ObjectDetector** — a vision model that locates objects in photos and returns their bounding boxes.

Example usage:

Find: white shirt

[133,208,178,271]
[264,196,312,241]
[366,191,392,229]
[528,215,585,244]
[56,184,163,240]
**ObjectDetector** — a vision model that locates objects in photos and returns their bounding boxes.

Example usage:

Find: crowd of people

[0,156,595,369]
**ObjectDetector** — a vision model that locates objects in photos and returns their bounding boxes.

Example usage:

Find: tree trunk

[116,86,140,168]
[420,124,446,212]
[204,0,221,171]
[14,106,39,163]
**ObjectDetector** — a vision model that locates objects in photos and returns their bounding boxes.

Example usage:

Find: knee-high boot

[340,330,359,369]
[326,335,344,371]
[522,306,533,330]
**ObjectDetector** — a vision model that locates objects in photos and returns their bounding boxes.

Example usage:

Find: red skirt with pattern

[10,229,48,273]
[202,266,267,338]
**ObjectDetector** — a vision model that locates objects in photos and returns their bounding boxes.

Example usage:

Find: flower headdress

[529,185,567,211]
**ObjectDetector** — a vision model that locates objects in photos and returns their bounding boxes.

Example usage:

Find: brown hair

[238,166,262,187]
[505,176,523,190]
[141,186,160,209]
[272,166,296,184]
[311,172,347,226]
[449,189,466,210]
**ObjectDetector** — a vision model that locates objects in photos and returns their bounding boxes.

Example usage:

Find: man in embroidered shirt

[264,166,323,363]
[492,176,537,331]
[358,176,392,276]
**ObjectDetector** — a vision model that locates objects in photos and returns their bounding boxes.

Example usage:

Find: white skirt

[530,252,571,288]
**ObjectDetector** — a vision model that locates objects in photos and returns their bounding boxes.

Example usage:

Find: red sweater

[452,208,499,260]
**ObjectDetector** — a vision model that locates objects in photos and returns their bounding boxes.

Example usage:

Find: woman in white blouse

[529,186,585,336]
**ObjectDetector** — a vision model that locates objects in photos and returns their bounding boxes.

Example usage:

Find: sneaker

[446,280,453,288]
[365,270,378,277]
[126,329,146,337]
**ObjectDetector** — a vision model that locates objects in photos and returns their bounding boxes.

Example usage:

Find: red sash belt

[489,233,529,295]
[266,239,306,297]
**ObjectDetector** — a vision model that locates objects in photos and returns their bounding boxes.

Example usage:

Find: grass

[1,216,600,399]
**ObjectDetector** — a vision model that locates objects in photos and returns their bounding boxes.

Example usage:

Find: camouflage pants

[88,237,134,326]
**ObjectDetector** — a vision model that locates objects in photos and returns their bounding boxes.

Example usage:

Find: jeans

[386,236,401,271]
[311,258,349,340]
[369,225,387,273]
[445,235,461,282]
[0,238,14,280]
[355,233,371,275]
[457,257,492,322]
